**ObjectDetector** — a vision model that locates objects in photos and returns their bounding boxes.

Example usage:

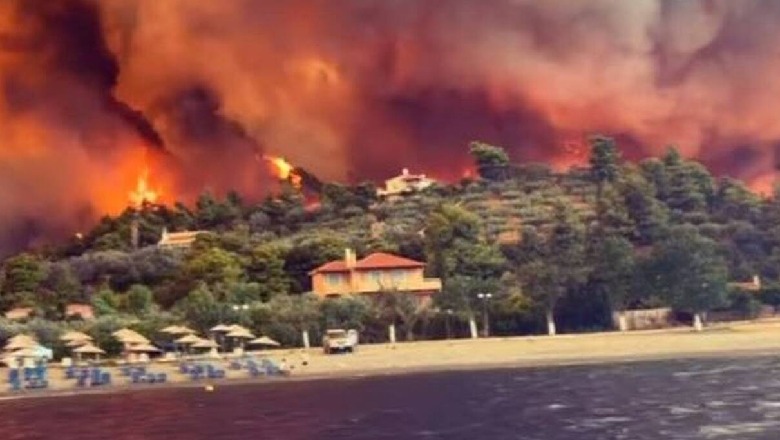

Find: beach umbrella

[191,339,219,349]
[174,334,202,345]
[248,336,281,347]
[161,325,197,335]
[226,328,255,339]
[60,331,92,342]
[118,333,150,345]
[4,338,39,351]
[210,324,231,333]
[6,334,37,347]
[73,344,105,355]
[177,325,197,335]
[160,325,182,334]
[73,343,105,362]
[127,344,162,353]
[226,324,250,333]
[66,339,90,348]
[112,328,146,341]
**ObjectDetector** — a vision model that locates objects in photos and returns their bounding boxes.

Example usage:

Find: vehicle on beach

[322,329,358,354]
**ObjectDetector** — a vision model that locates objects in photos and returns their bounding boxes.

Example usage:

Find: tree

[620,167,669,244]
[126,284,154,315]
[588,234,635,330]
[515,203,589,335]
[284,235,348,293]
[589,135,621,209]
[175,283,227,333]
[469,141,510,180]
[244,244,290,299]
[425,204,505,320]
[1,253,47,309]
[372,292,432,341]
[182,247,243,288]
[640,225,728,330]
[91,286,120,316]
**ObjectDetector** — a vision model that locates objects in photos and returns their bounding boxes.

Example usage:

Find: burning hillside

[2,0,780,253]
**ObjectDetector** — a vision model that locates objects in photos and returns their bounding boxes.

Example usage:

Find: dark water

[4,356,780,439]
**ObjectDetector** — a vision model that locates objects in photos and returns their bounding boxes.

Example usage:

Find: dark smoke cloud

[3,0,780,255]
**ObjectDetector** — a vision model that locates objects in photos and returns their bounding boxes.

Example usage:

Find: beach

[5,320,780,399]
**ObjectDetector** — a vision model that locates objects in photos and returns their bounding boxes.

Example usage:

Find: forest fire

[128,168,160,209]
[3,0,780,254]
[265,156,303,189]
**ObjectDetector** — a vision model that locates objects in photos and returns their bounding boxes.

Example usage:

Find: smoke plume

[2,0,780,254]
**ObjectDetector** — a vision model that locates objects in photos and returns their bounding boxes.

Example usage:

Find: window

[366,271,382,284]
[391,270,406,284]
[325,273,344,286]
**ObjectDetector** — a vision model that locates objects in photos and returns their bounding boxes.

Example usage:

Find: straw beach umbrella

[226,328,255,351]
[210,324,231,333]
[127,344,162,353]
[5,334,37,351]
[4,338,38,352]
[73,343,105,362]
[174,334,202,345]
[161,325,197,335]
[60,331,92,342]
[248,336,281,348]
[192,339,219,349]
[112,328,147,342]
[66,339,90,348]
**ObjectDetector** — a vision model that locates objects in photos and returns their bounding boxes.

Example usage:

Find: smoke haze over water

[2,0,780,253]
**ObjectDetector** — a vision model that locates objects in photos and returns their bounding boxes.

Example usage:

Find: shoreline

[4,321,780,402]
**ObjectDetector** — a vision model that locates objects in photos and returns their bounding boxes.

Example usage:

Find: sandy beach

[5,320,780,399]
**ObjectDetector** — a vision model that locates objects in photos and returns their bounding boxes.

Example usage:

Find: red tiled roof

[311,261,349,274]
[355,253,425,270]
[310,252,425,274]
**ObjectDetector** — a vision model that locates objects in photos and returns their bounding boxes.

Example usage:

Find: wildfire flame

[128,168,160,208]
[264,155,303,189]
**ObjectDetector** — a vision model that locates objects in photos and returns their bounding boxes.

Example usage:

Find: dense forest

[2,136,780,354]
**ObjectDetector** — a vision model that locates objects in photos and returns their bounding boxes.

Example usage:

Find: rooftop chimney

[344,248,357,269]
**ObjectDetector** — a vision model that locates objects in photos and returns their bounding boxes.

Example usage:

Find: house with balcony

[309,250,442,303]
[158,228,207,249]
[377,168,436,200]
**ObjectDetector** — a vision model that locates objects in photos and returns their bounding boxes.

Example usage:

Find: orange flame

[264,155,302,189]
[128,167,160,208]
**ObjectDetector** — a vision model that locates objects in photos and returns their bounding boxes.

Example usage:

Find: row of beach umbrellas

[2,334,52,366]
[1,324,280,364]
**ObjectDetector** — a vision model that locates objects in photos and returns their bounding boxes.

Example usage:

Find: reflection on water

[3,356,780,439]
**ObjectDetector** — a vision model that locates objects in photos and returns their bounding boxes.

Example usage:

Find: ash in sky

[2,0,780,253]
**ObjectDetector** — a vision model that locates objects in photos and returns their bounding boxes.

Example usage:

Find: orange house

[309,250,442,301]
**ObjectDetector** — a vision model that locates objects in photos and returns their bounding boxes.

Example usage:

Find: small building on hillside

[4,307,33,321]
[309,250,441,303]
[65,304,94,320]
[377,168,436,200]
[728,275,761,292]
[158,229,206,249]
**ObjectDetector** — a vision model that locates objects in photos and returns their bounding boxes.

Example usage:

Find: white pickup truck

[322,329,359,354]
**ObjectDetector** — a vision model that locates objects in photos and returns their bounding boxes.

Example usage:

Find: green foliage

[589,135,621,187]
[514,203,589,316]
[470,141,510,180]
[639,225,728,314]
[5,137,780,341]
[1,253,47,308]
[589,234,635,311]
[244,244,290,299]
[182,247,243,288]
[91,286,120,316]
[126,284,154,315]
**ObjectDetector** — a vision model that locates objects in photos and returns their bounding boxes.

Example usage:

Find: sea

[3,356,780,439]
